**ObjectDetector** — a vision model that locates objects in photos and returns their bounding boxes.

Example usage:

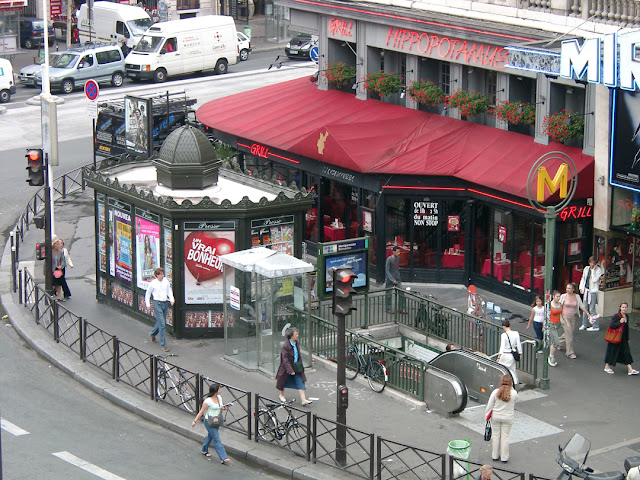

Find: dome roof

[157,126,216,165]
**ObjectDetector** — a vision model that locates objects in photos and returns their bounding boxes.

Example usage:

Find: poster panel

[125,96,151,156]
[163,218,173,281]
[114,208,132,283]
[325,251,367,292]
[97,198,107,273]
[135,214,160,289]
[183,222,236,304]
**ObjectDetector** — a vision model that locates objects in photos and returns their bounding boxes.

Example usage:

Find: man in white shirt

[578,256,603,332]
[145,267,174,351]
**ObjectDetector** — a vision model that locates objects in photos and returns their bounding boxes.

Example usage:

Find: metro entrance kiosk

[220,247,314,375]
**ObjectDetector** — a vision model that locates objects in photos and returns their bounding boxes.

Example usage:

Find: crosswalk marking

[1,418,29,436]
[53,451,127,480]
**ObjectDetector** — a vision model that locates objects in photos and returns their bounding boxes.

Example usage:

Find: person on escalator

[496,320,522,384]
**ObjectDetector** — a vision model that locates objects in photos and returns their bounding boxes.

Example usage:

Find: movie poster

[97,198,107,273]
[125,96,151,156]
[135,215,160,290]
[109,208,115,277]
[183,222,235,304]
[114,208,132,283]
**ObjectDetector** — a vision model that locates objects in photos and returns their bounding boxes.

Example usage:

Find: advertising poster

[97,200,107,273]
[325,252,367,292]
[183,222,235,304]
[164,219,173,281]
[125,96,151,156]
[250,215,294,255]
[114,208,132,283]
[109,208,115,277]
[135,216,160,290]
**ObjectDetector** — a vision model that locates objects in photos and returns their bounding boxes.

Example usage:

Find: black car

[284,33,318,59]
[20,18,56,49]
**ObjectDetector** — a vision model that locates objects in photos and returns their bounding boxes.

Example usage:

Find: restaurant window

[302,173,319,243]
[321,180,358,242]
[480,208,513,284]
[440,62,451,96]
[413,199,439,268]
[472,204,491,275]
[177,0,199,10]
[440,200,465,269]
[595,232,633,291]
[512,215,537,292]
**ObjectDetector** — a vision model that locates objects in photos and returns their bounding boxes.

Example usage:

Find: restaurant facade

[196,0,597,303]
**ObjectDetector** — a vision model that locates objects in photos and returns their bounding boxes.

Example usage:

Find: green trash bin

[447,439,471,479]
[243,25,252,40]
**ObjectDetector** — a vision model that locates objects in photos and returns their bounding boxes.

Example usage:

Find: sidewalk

[3,188,640,479]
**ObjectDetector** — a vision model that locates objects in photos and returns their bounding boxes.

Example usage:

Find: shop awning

[197,77,594,201]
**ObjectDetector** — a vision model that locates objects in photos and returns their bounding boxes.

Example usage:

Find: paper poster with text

[184,229,235,304]
[136,217,160,289]
[114,209,132,283]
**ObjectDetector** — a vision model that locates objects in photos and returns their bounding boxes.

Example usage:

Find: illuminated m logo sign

[537,164,568,202]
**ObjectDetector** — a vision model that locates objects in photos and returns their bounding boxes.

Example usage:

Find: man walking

[578,256,603,332]
[145,267,174,351]
[385,246,406,313]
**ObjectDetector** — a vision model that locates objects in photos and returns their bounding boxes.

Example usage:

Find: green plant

[407,79,446,106]
[543,110,585,143]
[446,90,491,117]
[323,62,357,88]
[214,141,236,159]
[490,101,536,126]
[363,71,404,97]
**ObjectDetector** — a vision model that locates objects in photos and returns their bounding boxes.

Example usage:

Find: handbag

[53,269,63,279]
[605,316,624,344]
[206,396,226,427]
[293,357,305,374]
[506,334,521,362]
[484,419,492,441]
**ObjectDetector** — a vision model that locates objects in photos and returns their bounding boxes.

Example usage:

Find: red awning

[196,76,594,201]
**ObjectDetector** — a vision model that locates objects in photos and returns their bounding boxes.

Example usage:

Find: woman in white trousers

[485,374,518,463]
[497,320,522,384]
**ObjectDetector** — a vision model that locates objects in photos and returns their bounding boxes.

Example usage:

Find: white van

[125,15,238,83]
[0,58,16,103]
[78,2,153,49]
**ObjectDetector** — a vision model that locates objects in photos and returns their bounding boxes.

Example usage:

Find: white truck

[78,2,153,50]
[124,15,238,83]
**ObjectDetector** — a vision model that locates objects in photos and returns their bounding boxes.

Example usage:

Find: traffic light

[331,266,357,316]
[338,385,348,409]
[25,148,45,186]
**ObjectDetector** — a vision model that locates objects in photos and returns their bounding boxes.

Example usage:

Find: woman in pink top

[560,282,591,359]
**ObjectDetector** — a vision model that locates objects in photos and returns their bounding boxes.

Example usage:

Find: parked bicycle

[256,399,309,457]
[411,290,449,338]
[155,354,197,413]
[345,333,387,392]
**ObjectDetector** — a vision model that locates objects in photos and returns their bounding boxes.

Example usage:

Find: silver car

[19,53,62,87]
[34,43,126,94]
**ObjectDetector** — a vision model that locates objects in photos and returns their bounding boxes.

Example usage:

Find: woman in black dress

[604,302,639,375]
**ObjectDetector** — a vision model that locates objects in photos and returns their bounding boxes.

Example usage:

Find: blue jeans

[150,300,168,347]
[582,292,598,328]
[202,421,228,461]
[385,282,405,311]
[533,321,543,340]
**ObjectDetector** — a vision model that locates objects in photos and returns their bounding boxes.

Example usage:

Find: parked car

[19,53,63,87]
[20,17,56,49]
[237,31,252,61]
[284,33,317,59]
[0,58,16,103]
[35,43,126,94]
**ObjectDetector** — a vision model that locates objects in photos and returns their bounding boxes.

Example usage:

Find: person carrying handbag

[275,327,313,406]
[191,383,231,464]
[496,320,522,385]
[603,302,639,375]
[485,374,518,463]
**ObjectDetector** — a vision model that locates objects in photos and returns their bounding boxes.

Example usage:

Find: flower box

[446,90,491,117]
[490,101,536,126]
[323,62,357,89]
[543,110,584,143]
[407,79,446,106]
[363,71,403,97]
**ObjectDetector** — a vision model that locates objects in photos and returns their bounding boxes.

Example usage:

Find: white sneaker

[587,327,600,332]
[548,356,558,367]
[579,325,587,331]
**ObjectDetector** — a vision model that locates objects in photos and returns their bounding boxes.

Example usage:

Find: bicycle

[256,399,309,457]
[345,333,388,393]
[155,354,197,413]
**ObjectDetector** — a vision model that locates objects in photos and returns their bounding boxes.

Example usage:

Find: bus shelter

[221,247,314,375]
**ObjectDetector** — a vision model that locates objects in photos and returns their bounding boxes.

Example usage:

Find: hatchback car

[20,17,56,49]
[237,31,252,61]
[285,33,318,59]
[35,43,126,94]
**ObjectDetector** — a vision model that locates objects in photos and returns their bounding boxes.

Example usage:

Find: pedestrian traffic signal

[25,148,44,186]
[331,267,357,316]
[338,384,348,409]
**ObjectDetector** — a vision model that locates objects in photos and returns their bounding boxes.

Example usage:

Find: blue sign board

[310,46,319,63]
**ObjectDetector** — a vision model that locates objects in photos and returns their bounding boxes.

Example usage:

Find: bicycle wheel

[178,378,197,413]
[367,360,387,393]
[285,422,309,457]
[345,350,359,380]
[256,410,278,442]
[156,369,167,399]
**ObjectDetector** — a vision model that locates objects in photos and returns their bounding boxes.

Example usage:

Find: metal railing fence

[377,437,445,480]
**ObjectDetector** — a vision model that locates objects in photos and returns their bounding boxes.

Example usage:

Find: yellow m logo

[537,164,568,202]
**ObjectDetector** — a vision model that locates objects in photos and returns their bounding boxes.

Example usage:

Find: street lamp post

[526,152,578,391]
